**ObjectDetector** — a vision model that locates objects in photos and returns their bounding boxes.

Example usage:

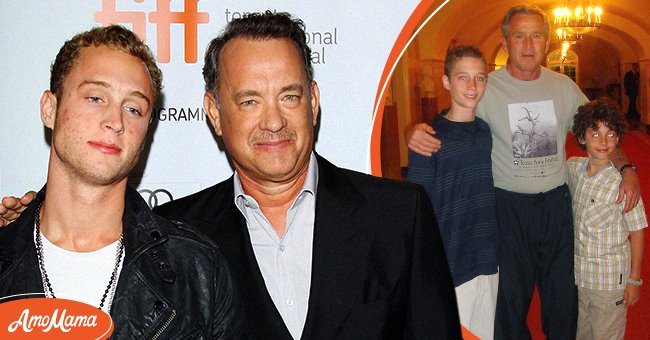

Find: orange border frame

[369,0,445,177]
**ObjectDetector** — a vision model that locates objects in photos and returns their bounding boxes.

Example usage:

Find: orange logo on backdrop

[95,0,209,63]
[0,298,113,339]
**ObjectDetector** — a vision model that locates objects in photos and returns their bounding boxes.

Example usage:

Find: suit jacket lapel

[211,179,292,339]
[301,155,375,339]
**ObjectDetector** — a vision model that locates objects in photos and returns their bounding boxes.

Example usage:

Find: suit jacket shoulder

[304,155,461,339]
[154,179,234,234]
[316,155,427,210]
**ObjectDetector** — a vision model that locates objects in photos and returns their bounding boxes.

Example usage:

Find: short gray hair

[500,4,550,38]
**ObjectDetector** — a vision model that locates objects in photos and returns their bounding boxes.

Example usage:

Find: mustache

[249,129,297,144]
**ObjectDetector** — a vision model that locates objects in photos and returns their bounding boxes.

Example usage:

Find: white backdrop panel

[0,0,418,204]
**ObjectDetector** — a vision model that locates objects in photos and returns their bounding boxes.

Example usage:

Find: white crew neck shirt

[34,229,124,313]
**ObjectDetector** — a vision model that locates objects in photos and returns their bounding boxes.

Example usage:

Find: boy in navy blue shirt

[407,45,498,339]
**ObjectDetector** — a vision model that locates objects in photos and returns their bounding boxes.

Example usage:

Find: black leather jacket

[0,186,241,339]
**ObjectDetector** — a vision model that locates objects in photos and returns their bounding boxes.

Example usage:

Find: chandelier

[556,28,581,44]
[553,0,602,35]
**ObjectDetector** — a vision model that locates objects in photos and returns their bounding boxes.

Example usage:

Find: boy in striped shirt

[406,45,497,339]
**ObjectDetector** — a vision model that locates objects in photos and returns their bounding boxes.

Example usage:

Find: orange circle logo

[0,297,114,339]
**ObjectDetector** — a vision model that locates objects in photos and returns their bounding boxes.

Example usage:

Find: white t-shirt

[477,67,588,193]
[35,230,124,313]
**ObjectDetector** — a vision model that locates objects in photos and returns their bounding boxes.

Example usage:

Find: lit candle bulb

[554,8,562,24]
[565,7,571,26]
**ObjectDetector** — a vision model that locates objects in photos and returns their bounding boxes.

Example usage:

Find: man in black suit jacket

[158,11,460,339]
[623,63,640,129]
[155,154,460,339]
[1,11,461,339]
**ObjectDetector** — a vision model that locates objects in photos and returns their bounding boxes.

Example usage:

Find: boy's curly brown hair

[572,97,625,150]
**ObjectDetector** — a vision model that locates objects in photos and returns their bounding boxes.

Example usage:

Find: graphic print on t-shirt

[508,100,560,179]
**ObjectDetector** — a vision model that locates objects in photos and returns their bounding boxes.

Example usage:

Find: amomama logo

[0,298,113,339]
[95,0,209,63]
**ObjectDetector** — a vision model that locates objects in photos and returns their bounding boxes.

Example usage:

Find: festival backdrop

[0,0,437,207]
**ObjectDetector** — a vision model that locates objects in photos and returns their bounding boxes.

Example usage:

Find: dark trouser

[494,184,577,340]
[627,94,640,123]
